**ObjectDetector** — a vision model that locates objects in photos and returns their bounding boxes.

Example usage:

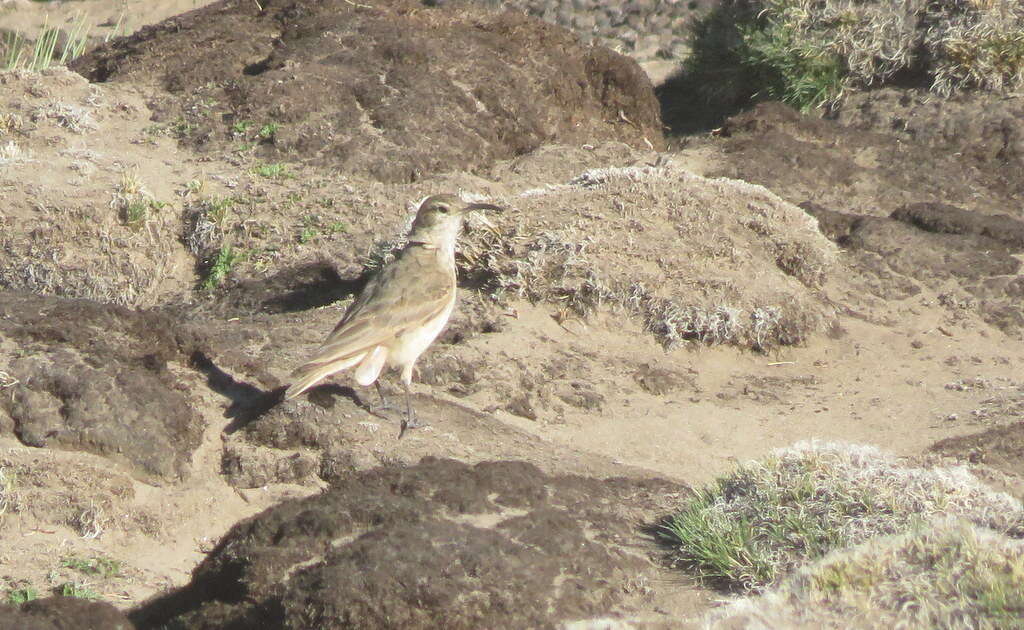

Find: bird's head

[407,194,502,247]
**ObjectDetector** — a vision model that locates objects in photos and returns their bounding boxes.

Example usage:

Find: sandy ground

[1,0,1022,626]
[0,0,218,38]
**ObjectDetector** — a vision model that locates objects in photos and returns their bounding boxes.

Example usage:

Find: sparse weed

[6,586,37,606]
[258,122,280,139]
[111,168,163,230]
[184,179,205,196]
[103,12,127,43]
[55,12,91,65]
[60,555,122,579]
[253,162,289,178]
[2,13,91,72]
[299,225,317,244]
[57,581,100,600]
[297,214,346,243]
[143,123,167,136]
[202,244,242,289]
[118,168,144,198]
[71,503,105,539]
[247,247,278,273]
[27,24,58,71]
[0,371,18,388]
[31,102,96,133]
[0,468,19,517]
[0,112,23,135]
[0,140,31,166]
[231,120,254,135]
[123,200,149,227]
[183,195,236,259]
[207,196,234,224]
[170,118,196,139]
[2,31,24,70]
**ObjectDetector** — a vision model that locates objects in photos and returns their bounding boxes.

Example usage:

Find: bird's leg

[374,381,391,410]
[398,380,425,438]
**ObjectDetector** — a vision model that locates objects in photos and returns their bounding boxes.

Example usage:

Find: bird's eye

[437,205,450,214]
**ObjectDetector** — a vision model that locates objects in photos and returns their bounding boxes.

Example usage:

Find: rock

[556,382,605,410]
[633,363,693,396]
[507,393,539,420]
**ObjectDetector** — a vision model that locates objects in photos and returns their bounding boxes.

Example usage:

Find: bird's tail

[284,353,364,400]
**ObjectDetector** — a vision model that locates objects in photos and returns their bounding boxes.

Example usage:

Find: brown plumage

[286,194,501,436]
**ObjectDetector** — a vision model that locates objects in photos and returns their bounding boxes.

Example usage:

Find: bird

[284,194,502,437]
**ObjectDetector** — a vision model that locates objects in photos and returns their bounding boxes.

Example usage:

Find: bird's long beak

[461,202,503,234]
[463,202,503,212]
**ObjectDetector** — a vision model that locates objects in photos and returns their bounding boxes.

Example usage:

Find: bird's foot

[398,415,428,439]
[367,401,393,417]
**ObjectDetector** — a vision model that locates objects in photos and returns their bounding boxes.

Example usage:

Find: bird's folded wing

[295,250,453,370]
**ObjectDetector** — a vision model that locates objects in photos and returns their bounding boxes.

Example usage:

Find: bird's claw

[398,414,427,439]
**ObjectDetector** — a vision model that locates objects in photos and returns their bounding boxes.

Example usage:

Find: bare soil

[1,1,1023,628]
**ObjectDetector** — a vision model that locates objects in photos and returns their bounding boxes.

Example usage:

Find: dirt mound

[132,457,686,629]
[890,202,1024,250]
[0,293,205,481]
[695,102,1024,336]
[835,88,1024,198]
[190,159,839,483]
[71,0,663,183]
[709,102,1021,218]
[931,422,1024,480]
[799,201,1024,335]
[0,596,134,630]
[469,163,838,351]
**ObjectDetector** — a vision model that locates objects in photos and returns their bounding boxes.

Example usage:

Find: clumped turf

[711,520,1024,629]
[658,441,1024,593]
[454,173,829,352]
[111,168,163,231]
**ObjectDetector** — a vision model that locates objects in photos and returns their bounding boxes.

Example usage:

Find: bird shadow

[259,263,366,314]
[189,351,370,434]
[189,351,283,433]
[305,382,370,413]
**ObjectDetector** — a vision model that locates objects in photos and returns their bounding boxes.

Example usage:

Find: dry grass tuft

[452,167,836,351]
[664,0,1024,127]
